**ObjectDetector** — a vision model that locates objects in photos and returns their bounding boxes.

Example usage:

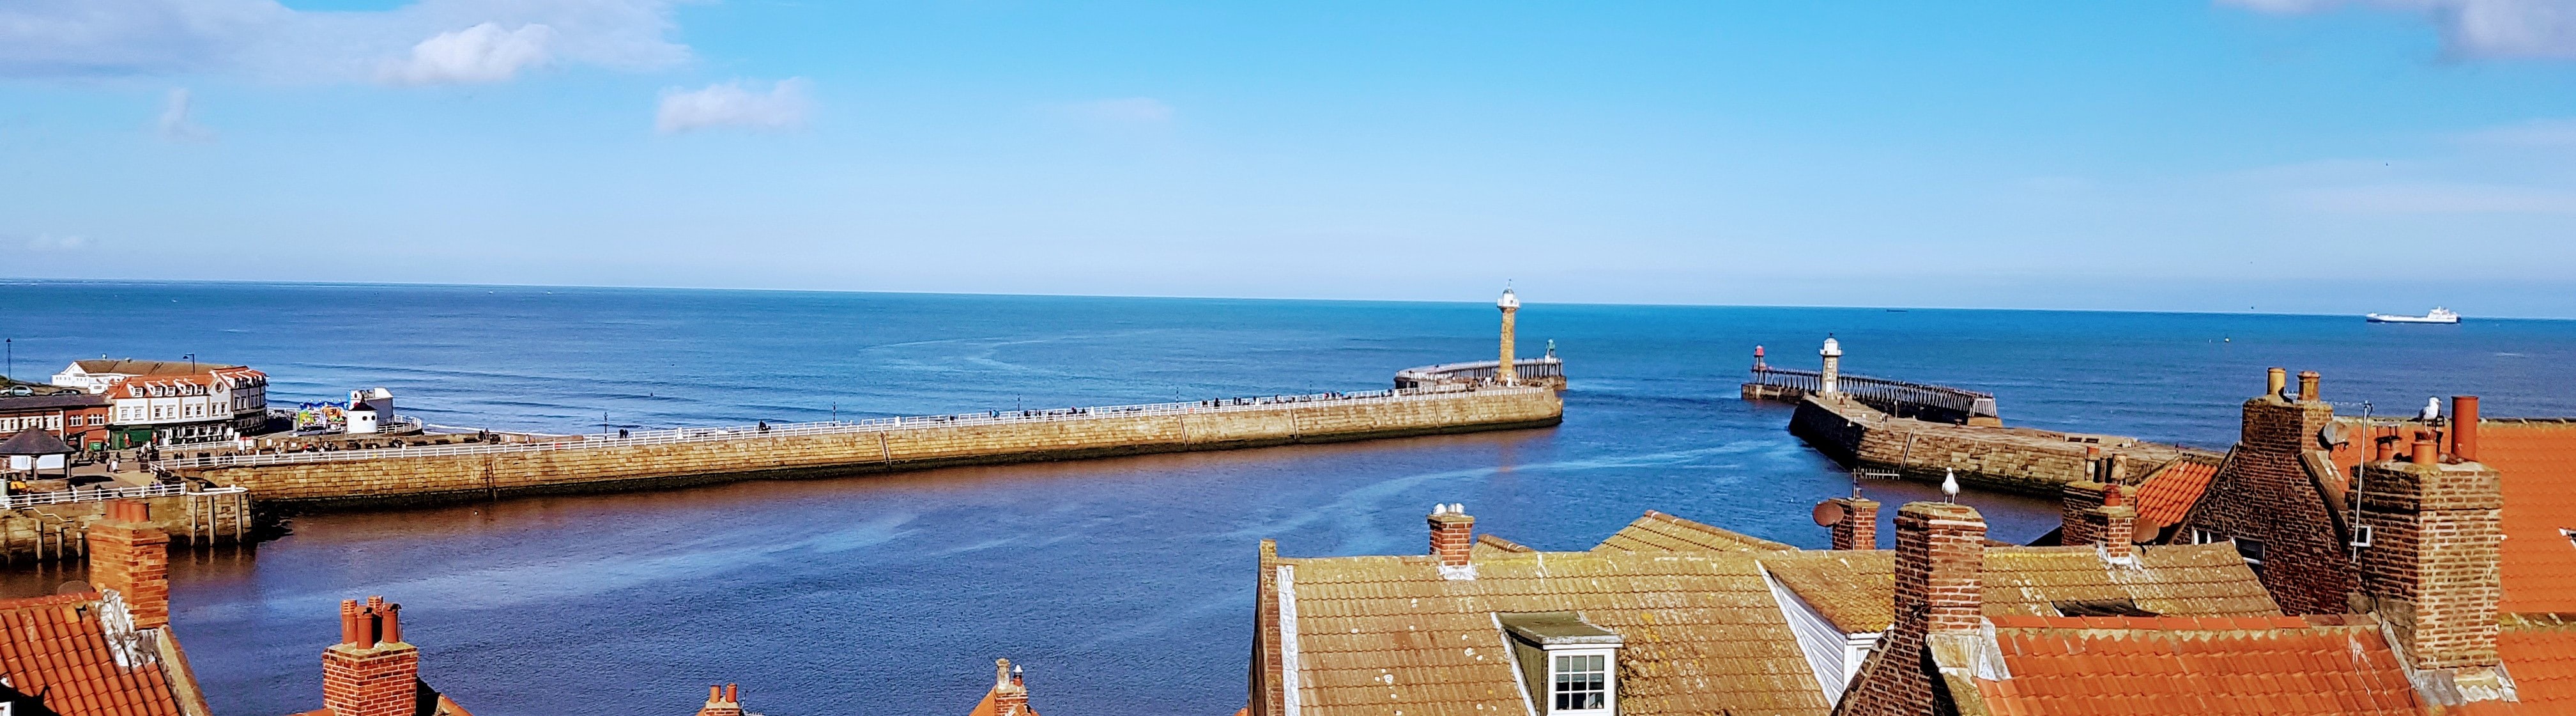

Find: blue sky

[4,1,2575,315]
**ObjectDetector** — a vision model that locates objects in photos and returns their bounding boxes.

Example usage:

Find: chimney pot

[381,603,401,644]
[2297,371,2320,403]
[2450,396,2480,462]
[339,600,362,646]
[2266,368,2287,397]
[2411,437,2439,465]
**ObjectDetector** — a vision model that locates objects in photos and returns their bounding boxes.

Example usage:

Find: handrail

[1747,366,1994,415]
[1395,357,1564,382]
[153,385,1553,470]
[2,481,191,509]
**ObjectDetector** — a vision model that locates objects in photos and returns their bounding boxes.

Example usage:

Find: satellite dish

[1813,501,1848,527]
[2131,517,2165,545]
[2319,423,2349,449]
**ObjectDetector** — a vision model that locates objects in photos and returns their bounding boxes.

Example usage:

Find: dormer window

[1499,612,1622,715]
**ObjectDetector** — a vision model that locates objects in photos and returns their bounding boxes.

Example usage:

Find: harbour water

[3,280,2573,716]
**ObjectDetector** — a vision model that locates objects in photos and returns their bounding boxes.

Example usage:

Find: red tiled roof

[2473,421,2576,614]
[1974,614,2423,716]
[0,592,187,716]
[2133,458,2219,529]
[2498,614,2576,712]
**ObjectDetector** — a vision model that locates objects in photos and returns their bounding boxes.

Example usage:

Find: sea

[1,280,2570,716]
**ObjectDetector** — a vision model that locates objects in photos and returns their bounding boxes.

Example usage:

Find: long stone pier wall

[1790,394,2206,495]
[188,387,1564,510]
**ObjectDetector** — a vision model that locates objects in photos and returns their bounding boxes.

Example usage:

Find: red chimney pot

[2450,396,2480,462]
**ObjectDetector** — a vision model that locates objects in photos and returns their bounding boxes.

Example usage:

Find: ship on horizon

[2366,307,2460,324]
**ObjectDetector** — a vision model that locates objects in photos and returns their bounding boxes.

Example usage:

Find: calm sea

[1,280,2570,716]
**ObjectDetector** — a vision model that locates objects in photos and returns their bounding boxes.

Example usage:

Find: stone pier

[1790,394,2209,496]
[181,385,1565,510]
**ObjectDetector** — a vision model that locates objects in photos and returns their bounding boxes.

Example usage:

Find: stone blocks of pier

[1790,396,2200,497]
[192,388,1566,508]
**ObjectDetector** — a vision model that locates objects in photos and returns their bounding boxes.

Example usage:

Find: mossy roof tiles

[1758,543,2278,634]
[1274,549,1832,716]
[1591,510,1797,554]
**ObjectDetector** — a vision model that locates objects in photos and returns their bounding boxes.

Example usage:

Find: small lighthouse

[1819,335,1843,396]
[1496,287,1521,386]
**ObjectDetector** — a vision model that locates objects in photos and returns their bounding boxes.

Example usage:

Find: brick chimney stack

[86,500,170,629]
[2353,455,2505,689]
[321,596,420,716]
[1839,501,1987,716]
[990,658,1031,716]
[2060,481,2136,557]
[1827,496,1880,550]
[694,684,742,716]
[1895,502,1986,636]
[2089,486,2139,561]
[1428,503,1474,568]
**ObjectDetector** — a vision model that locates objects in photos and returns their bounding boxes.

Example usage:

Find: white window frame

[1545,648,1616,715]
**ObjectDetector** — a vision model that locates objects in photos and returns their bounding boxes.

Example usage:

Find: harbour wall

[185,387,1564,510]
[1789,394,2207,496]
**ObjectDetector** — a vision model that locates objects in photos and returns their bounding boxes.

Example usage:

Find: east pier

[1748,338,2218,496]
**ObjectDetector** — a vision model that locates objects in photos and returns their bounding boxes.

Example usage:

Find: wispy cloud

[2458,118,2576,148]
[157,88,213,143]
[656,79,813,134]
[1055,97,1176,124]
[20,234,91,251]
[0,0,689,84]
[378,22,555,85]
[2220,0,2576,59]
[2292,183,2576,214]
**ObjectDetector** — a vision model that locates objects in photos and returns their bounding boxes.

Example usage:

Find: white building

[58,361,270,446]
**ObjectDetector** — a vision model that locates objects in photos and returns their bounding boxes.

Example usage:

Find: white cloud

[21,234,91,251]
[1056,97,1176,124]
[656,78,813,134]
[157,88,213,142]
[2459,118,2576,148]
[2221,0,2576,59]
[2293,183,2576,213]
[378,22,553,85]
[0,0,689,84]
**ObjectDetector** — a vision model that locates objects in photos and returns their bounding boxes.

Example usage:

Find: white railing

[0,481,245,510]
[153,385,1551,470]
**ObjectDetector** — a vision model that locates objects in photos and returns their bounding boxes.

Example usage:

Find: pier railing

[1,482,250,510]
[1747,367,1998,421]
[1395,357,1563,388]
[151,385,1552,470]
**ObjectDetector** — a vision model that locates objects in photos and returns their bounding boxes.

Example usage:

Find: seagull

[1942,469,1960,503]
[2421,397,2442,421]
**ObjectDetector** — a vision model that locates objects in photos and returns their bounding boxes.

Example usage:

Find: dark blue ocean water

[1,280,2572,716]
